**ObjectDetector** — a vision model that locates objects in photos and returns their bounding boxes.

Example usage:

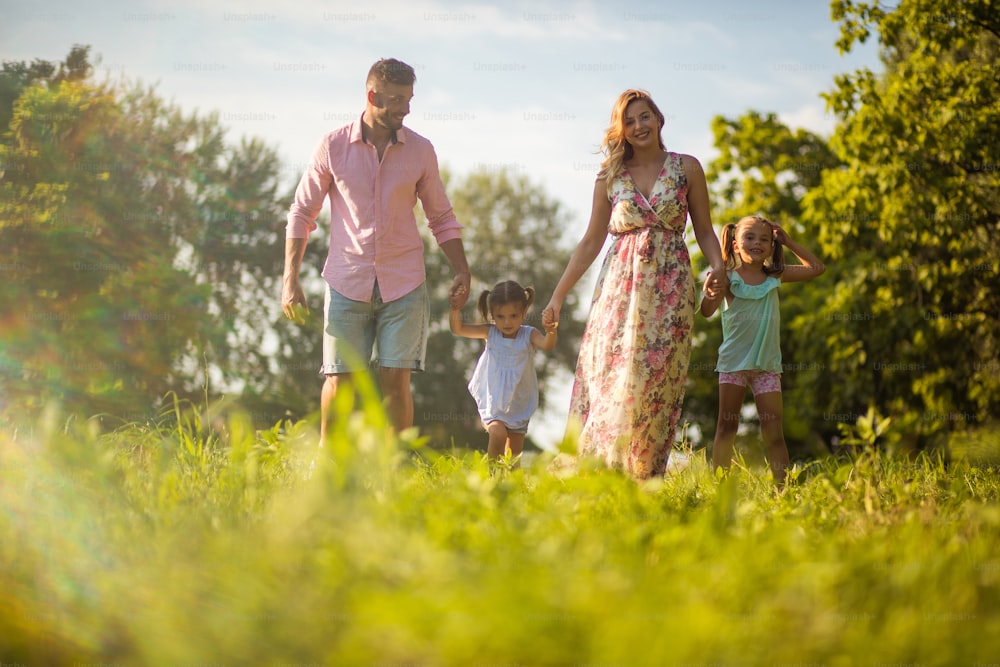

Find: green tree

[706,111,840,222]
[690,0,999,455]
[0,43,92,133]
[174,132,324,428]
[0,49,204,418]
[802,0,1000,449]
[414,169,584,450]
[0,46,303,424]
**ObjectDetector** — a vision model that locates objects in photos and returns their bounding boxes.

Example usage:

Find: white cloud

[779,103,838,137]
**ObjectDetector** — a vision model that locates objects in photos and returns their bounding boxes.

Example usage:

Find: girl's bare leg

[486,421,509,460]
[712,383,746,473]
[754,391,788,486]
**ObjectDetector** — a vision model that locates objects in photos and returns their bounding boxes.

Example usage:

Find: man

[282,58,471,441]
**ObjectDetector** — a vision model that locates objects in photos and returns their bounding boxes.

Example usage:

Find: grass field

[2,392,999,666]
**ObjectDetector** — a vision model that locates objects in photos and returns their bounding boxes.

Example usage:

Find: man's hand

[282,238,310,325]
[282,277,309,325]
[448,272,471,309]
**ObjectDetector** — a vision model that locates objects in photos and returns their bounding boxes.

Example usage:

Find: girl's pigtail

[477,290,492,322]
[767,223,786,275]
[721,223,738,270]
[523,286,536,309]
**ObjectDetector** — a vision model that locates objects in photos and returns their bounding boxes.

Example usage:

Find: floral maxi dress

[568,152,695,478]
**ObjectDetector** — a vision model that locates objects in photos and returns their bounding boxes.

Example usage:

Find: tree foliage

[806,0,999,448]
[0,46,302,423]
[692,0,999,454]
[1,47,204,418]
[706,110,841,222]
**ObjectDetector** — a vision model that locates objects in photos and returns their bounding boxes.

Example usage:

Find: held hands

[448,272,472,309]
[699,267,728,318]
[702,273,722,300]
[541,301,560,334]
[704,267,728,299]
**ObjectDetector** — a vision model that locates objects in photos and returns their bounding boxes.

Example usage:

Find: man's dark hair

[367,58,416,86]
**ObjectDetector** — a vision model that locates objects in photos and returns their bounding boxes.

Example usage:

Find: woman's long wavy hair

[598,89,667,189]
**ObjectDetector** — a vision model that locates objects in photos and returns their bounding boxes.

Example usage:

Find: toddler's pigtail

[523,286,536,309]
[477,290,492,322]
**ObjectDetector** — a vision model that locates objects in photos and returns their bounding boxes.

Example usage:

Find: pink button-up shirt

[286,116,463,302]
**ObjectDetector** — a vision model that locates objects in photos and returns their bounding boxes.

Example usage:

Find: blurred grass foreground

[1,386,999,666]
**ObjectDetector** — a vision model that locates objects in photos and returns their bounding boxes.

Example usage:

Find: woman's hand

[702,273,720,300]
[541,300,561,332]
[706,266,728,295]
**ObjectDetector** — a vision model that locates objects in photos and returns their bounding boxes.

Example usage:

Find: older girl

[700,215,825,485]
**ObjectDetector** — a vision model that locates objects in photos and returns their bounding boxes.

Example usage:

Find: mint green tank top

[716,272,782,374]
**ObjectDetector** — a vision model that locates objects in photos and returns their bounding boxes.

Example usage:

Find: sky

[2,0,883,444]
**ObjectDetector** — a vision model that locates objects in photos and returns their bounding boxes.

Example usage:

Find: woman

[542,89,726,478]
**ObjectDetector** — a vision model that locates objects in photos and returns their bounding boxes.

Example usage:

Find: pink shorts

[719,370,782,395]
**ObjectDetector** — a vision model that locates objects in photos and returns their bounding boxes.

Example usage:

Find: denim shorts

[719,370,782,395]
[320,281,428,375]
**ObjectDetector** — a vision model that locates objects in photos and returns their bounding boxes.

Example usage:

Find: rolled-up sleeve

[417,147,463,246]
[286,138,332,239]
